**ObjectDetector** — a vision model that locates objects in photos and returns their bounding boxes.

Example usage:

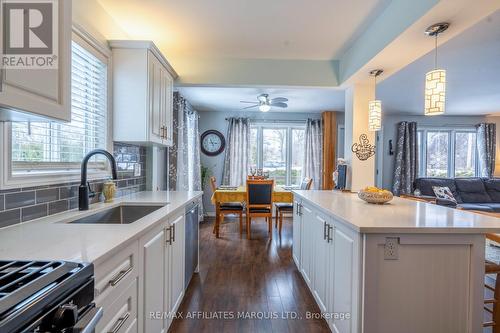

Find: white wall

[379,114,488,190]
[199,111,324,214]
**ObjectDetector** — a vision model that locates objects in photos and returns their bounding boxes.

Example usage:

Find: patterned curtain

[168,93,181,190]
[301,119,323,189]
[222,118,249,186]
[477,123,496,178]
[392,121,418,196]
[171,92,203,218]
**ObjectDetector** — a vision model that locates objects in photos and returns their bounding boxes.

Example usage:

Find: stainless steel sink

[68,204,166,224]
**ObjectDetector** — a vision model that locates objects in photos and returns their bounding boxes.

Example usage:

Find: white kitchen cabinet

[138,210,186,333]
[96,278,138,333]
[294,197,361,333]
[110,40,177,147]
[299,202,314,287]
[329,221,360,333]
[312,211,330,314]
[0,0,71,121]
[140,224,168,333]
[168,212,185,319]
[292,199,302,267]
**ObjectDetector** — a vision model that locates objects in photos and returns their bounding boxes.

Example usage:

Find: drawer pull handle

[172,223,176,243]
[109,266,133,286]
[166,226,172,245]
[108,312,130,333]
[327,225,333,243]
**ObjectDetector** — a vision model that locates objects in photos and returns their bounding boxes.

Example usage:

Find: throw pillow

[432,186,457,203]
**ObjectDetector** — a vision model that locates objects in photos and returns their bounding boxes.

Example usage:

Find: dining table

[211,185,293,205]
[210,185,294,237]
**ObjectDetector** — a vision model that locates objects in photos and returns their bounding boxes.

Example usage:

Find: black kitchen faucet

[79,149,118,210]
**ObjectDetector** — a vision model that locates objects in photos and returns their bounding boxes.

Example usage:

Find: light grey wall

[199,111,323,214]
[379,114,487,190]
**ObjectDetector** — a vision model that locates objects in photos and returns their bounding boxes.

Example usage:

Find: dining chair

[246,179,274,240]
[210,176,244,237]
[275,177,313,236]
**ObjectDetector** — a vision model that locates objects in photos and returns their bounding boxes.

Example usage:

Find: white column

[344,83,376,191]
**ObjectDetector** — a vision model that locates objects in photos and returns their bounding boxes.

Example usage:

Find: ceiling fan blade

[270,102,288,108]
[242,105,258,110]
[240,101,259,104]
[271,97,288,103]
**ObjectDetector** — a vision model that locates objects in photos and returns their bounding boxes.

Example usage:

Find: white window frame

[418,127,478,178]
[0,25,113,189]
[250,121,306,186]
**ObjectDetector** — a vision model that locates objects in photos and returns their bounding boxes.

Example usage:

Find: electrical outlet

[384,237,399,260]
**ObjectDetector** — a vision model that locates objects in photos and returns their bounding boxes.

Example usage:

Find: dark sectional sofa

[414,177,500,212]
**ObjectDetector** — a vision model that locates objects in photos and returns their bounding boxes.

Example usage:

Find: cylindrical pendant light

[368,69,383,131]
[424,23,449,116]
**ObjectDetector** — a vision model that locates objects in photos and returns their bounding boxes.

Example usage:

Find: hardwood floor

[169,215,330,333]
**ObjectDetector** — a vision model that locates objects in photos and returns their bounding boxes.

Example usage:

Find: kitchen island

[292,190,500,333]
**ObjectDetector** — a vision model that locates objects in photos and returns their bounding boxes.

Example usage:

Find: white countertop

[0,191,202,264]
[293,190,500,234]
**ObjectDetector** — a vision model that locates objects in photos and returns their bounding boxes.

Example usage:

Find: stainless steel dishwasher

[185,201,199,288]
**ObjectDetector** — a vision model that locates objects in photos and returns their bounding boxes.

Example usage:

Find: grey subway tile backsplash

[5,191,36,210]
[36,188,59,204]
[49,200,69,215]
[0,142,148,229]
[0,209,21,228]
[60,186,78,199]
[22,204,48,222]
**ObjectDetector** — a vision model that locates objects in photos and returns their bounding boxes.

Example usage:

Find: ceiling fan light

[424,69,446,116]
[368,100,382,131]
[259,104,271,112]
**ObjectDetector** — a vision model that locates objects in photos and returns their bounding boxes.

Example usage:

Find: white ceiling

[97,0,390,60]
[177,87,345,113]
[377,10,500,116]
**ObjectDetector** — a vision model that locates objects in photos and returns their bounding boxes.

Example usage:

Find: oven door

[73,305,103,333]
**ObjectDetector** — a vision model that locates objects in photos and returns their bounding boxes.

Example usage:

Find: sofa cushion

[483,203,500,213]
[483,179,500,203]
[457,203,494,212]
[414,178,461,203]
[454,178,492,203]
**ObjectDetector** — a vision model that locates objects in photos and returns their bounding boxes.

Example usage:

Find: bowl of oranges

[358,186,394,204]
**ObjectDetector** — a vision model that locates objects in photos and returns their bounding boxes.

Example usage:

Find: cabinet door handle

[108,312,130,333]
[172,223,176,243]
[327,225,333,243]
[109,266,133,286]
[165,226,172,245]
[323,221,328,240]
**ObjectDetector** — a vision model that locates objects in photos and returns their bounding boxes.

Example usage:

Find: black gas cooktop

[0,260,100,333]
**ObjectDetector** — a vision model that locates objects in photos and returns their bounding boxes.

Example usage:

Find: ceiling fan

[240,94,288,112]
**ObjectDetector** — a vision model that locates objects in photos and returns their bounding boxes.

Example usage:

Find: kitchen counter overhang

[292,190,500,234]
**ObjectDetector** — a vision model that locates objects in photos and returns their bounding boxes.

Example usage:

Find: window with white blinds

[10,41,108,174]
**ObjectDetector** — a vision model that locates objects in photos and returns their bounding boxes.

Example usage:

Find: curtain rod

[224,118,309,123]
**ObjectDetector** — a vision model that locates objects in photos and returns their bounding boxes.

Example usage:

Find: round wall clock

[201,130,226,156]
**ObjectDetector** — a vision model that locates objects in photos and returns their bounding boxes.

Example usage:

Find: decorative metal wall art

[351,134,376,161]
